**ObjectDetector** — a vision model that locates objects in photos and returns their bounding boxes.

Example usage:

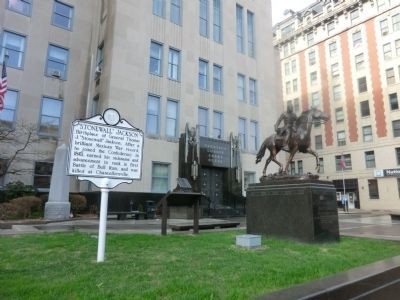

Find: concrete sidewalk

[1,209,400,241]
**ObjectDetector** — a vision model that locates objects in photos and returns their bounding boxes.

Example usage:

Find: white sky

[271,0,316,25]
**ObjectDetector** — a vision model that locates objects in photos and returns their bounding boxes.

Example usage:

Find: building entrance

[201,167,224,210]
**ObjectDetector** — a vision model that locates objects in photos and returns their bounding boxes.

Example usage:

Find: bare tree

[0,122,46,179]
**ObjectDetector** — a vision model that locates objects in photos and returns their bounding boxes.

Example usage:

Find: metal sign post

[67,108,143,262]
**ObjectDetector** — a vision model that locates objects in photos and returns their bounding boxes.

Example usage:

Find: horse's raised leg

[306,148,320,172]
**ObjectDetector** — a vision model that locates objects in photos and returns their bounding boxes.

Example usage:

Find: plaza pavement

[1,209,400,241]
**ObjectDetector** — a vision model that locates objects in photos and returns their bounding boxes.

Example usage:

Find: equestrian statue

[256,104,329,177]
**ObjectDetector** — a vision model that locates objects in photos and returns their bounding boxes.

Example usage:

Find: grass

[1,231,400,299]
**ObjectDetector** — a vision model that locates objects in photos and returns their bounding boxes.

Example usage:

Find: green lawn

[1,231,400,299]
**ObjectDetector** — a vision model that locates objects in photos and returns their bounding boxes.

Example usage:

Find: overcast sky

[271,0,316,25]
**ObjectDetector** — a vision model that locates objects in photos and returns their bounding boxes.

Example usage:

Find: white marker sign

[68,111,143,183]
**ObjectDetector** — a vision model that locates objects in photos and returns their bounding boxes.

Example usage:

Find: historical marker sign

[68,109,143,186]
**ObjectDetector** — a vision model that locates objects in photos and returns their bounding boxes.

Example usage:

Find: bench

[107,211,147,220]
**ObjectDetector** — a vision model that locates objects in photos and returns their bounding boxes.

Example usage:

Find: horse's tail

[255,140,268,164]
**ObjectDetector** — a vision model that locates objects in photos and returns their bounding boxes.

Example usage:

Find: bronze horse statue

[256,107,329,176]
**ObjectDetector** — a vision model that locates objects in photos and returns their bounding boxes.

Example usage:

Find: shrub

[4,181,36,201]
[69,194,87,214]
[0,196,42,219]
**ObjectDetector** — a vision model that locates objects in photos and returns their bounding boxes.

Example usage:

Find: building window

[362,125,373,142]
[284,62,290,76]
[397,178,400,198]
[331,63,339,78]
[393,14,400,32]
[283,44,289,57]
[96,43,104,70]
[390,93,399,110]
[146,95,160,135]
[329,41,337,57]
[310,71,317,85]
[337,130,346,146]
[46,45,69,80]
[355,53,364,71]
[249,120,258,152]
[170,0,181,25]
[198,107,208,137]
[244,172,255,192]
[199,0,209,37]
[149,41,163,76]
[213,64,222,94]
[198,59,208,90]
[308,50,316,65]
[297,160,303,175]
[238,117,247,150]
[289,161,295,175]
[396,147,400,165]
[213,0,222,43]
[52,1,74,30]
[166,99,179,138]
[318,157,324,174]
[285,81,291,94]
[327,21,335,34]
[291,60,297,73]
[335,154,352,171]
[213,111,223,139]
[0,89,18,129]
[39,97,63,137]
[333,85,341,101]
[7,0,32,16]
[386,68,395,85]
[335,107,344,123]
[393,120,400,137]
[358,77,367,93]
[237,74,246,102]
[396,39,400,56]
[249,78,257,105]
[168,48,180,81]
[236,5,244,53]
[311,92,320,108]
[360,100,370,117]
[352,31,362,48]
[315,135,322,150]
[151,162,170,193]
[350,9,359,22]
[368,179,379,199]
[306,32,314,46]
[153,0,165,17]
[383,43,392,60]
[294,98,300,113]
[292,79,298,93]
[290,41,295,54]
[247,11,255,57]
[365,151,376,168]
[33,162,53,189]
[1,31,26,69]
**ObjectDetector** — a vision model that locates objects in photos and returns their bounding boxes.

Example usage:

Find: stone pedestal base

[44,202,71,220]
[246,179,339,243]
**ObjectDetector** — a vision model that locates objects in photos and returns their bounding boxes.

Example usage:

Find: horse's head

[310,107,329,123]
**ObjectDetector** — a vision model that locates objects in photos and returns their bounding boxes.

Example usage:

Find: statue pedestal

[246,178,339,243]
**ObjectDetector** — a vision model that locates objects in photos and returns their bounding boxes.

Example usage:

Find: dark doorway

[201,167,224,210]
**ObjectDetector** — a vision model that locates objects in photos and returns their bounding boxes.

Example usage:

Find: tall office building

[274,0,400,210]
[0,0,279,215]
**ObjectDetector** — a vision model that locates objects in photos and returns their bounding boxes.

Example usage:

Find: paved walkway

[1,210,400,241]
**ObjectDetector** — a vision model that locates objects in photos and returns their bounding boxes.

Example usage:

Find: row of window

[149,40,258,103]
[6,0,74,30]
[1,31,69,80]
[0,90,62,137]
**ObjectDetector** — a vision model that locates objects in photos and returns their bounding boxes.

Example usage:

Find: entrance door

[201,168,224,209]
[348,192,356,209]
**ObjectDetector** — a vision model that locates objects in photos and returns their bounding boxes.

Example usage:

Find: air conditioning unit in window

[51,70,61,78]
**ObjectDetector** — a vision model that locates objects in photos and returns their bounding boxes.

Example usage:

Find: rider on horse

[274,102,297,148]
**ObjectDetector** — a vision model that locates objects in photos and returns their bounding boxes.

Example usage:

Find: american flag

[339,155,346,170]
[0,58,7,111]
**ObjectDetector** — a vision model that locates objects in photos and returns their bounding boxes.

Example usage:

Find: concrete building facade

[273,0,400,210]
[0,0,279,213]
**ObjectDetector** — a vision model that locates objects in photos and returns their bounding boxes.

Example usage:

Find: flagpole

[341,154,347,212]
